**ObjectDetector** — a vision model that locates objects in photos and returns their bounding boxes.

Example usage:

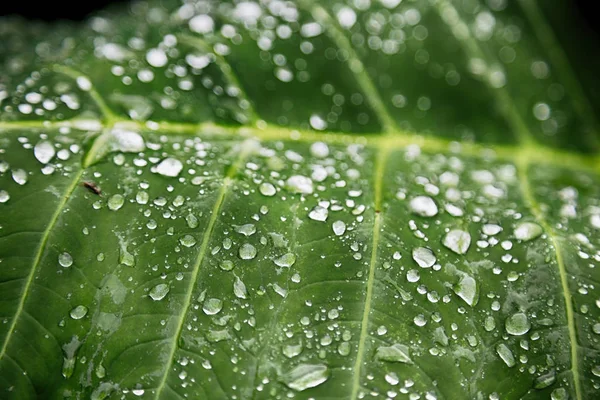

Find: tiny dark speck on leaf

[82,181,102,196]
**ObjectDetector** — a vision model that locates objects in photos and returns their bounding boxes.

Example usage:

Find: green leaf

[1,0,599,399]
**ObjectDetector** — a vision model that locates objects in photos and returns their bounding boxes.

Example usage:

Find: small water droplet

[233,276,248,299]
[179,235,197,247]
[0,190,9,203]
[374,344,413,363]
[285,175,313,195]
[453,275,478,306]
[273,252,296,268]
[496,343,515,367]
[309,206,328,221]
[12,169,28,185]
[220,260,235,271]
[235,224,256,236]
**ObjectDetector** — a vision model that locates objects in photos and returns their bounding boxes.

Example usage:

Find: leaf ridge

[177,34,260,125]
[349,146,389,399]
[0,167,84,364]
[152,140,255,400]
[517,156,582,400]
[301,1,398,132]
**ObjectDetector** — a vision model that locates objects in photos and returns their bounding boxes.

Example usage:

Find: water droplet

[453,275,478,306]
[591,365,600,377]
[179,235,197,247]
[409,196,438,217]
[12,169,27,185]
[273,252,296,268]
[374,344,413,363]
[443,229,471,254]
[283,342,303,358]
[59,252,73,268]
[149,283,169,301]
[108,194,124,211]
[385,372,400,385]
[235,224,256,236]
[483,224,502,236]
[309,205,328,221]
[203,298,223,315]
[310,142,329,158]
[496,343,515,367]
[259,182,276,196]
[412,247,436,268]
[220,260,235,271]
[505,313,531,336]
[34,141,55,164]
[233,276,248,299]
[280,364,329,391]
[69,305,88,320]
[239,244,257,260]
[332,220,346,236]
[514,222,542,241]
[186,214,198,229]
[285,175,313,195]
[0,190,9,203]
[534,369,556,389]
[551,388,568,400]
[111,129,145,152]
[156,158,183,177]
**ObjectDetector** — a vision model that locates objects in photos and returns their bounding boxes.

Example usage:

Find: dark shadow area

[0,0,130,21]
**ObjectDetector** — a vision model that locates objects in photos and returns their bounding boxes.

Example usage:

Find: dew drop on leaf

[235,224,256,236]
[514,222,543,241]
[374,344,413,363]
[219,260,235,271]
[0,190,9,203]
[149,283,169,301]
[233,276,247,299]
[332,220,346,236]
[443,229,471,254]
[285,175,313,195]
[280,363,329,391]
[309,205,328,221]
[273,252,296,268]
[453,275,478,306]
[505,312,531,336]
[496,343,515,367]
[409,195,438,217]
[108,194,124,211]
[69,305,88,320]
[203,298,223,315]
[59,252,73,268]
[239,243,257,260]
[12,169,27,185]
[412,247,436,268]
[259,182,276,196]
[155,157,183,177]
[179,235,197,248]
[551,388,568,400]
[34,141,55,164]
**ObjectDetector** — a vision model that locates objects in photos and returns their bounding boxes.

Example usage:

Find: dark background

[0,0,598,36]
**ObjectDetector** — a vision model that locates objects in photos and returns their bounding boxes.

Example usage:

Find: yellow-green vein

[177,34,259,125]
[350,145,389,399]
[152,140,255,400]
[0,167,84,362]
[301,2,398,133]
[516,155,582,400]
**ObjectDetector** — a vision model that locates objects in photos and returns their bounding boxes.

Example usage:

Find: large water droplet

[203,298,223,315]
[179,235,197,247]
[108,194,124,211]
[308,206,328,221]
[285,175,313,195]
[514,222,542,241]
[332,220,346,236]
[273,252,296,268]
[496,343,515,367]
[374,344,413,363]
[453,275,478,306]
[12,169,28,185]
[235,224,256,236]
[34,141,55,164]
[280,364,329,391]
[239,244,257,260]
[443,229,471,254]
[259,182,276,196]
[233,276,248,299]
[0,190,9,203]
[59,252,73,268]
[412,247,436,268]
[409,196,438,217]
[505,312,530,336]
[156,158,183,177]
[220,260,235,271]
[111,129,145,152]
[70,305,88,320]
[149,283,170,301]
